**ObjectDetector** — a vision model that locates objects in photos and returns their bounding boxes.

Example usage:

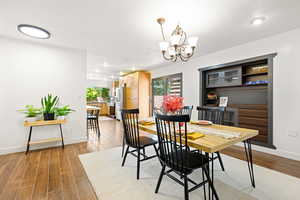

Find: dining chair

[180,105,193,119]
[196,106,226,171]
[87,109,101,137]
[154,114,219,200]
[121,109,159,180]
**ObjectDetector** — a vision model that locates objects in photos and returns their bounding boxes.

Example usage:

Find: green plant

[54,105,75,116]
[100,88,110,99]
[86,88,100,101]
[41,94,59,114]
[18,105,42,117]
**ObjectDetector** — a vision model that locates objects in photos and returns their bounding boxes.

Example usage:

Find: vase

[43,113,55,120]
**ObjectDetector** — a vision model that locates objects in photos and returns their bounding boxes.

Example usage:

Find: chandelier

[157,18,198,62]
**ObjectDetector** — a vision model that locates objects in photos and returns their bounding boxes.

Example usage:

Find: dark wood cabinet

[199,53,276,149]
[206,66,242,88]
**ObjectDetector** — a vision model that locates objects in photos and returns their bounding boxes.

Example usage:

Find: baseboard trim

[236,142,300,161]
[0,137,87,155]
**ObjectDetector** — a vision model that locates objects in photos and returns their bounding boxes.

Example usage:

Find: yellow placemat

[186,132,205,140]
[139,121,155,126]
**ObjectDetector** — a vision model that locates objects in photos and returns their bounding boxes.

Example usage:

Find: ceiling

[1,0,300,81]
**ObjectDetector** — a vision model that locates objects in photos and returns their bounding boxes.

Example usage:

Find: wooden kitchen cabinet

[120,71,151,118]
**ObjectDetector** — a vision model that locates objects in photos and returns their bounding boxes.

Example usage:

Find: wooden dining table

[138,119,258,200]
[86,105,100,111]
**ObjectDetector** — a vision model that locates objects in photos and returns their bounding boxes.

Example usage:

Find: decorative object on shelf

[219,96,228,107]
[245,80,269,85]
[157,17,198,62]
[54,105,75,120]
[246,65,268,74]
[162,95,183,114]
[18,105,42,122]
[41,94,59,120]
[207,91,217,100]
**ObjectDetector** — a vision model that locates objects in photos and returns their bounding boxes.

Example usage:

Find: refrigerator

[115,86,126,120]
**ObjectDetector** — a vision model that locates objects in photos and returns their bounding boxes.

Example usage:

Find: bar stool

[87,109,101,137]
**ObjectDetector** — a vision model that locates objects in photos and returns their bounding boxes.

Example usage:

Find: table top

[24,119,66,127]
[139,120,258,153]
[86,105,100,110]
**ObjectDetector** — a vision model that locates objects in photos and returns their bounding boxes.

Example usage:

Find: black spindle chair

[180,105,193,119]
[121,109,159,180]
[154,114,219,200]
[197,106,226,171]
[87,109,101,137]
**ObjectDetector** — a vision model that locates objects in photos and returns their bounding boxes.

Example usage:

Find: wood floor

[0,118,300,200]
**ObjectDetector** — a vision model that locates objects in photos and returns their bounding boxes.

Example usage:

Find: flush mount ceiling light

[17,24,51,39]
[157,17,198,62]
[251,17,266,26]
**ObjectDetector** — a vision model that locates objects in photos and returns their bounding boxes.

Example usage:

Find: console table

[24,119,66,154]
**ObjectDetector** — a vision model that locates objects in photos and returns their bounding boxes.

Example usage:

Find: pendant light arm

[159,24,166,41]
[162,51,177,62]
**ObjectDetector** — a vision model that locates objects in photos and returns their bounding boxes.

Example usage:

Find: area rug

[79,147,300,200]
[99,116,114,121]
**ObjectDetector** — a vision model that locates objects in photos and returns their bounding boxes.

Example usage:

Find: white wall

[0,37,87,154]
[151,28,300,161]
[86,79,112,89]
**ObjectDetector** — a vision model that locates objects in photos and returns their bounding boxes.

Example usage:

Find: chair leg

[155,165,166,193]
[216,152,225,171]
[143,148,146,159]
[137,148,140,180]
[121,136,125,157]
[96,119,100,137]
[121,146,129,167]
[153,145,162,166]
[184,175,189,200]
[86,119,89,137]
[203,166,219,200]
[202,169,207,200]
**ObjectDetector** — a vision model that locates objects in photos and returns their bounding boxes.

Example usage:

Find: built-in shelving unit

[199,53,277,149]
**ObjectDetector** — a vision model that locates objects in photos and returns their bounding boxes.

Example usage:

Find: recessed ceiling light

[251,17,266,26]
[17,24,50,39]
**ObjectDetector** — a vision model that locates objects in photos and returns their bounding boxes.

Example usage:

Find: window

[152,73,183,110]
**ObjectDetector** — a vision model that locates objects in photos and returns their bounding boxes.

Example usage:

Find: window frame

[151,73,183,113]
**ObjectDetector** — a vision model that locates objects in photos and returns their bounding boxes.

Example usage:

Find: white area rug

[79,147,300,200]
[99,116,114,121]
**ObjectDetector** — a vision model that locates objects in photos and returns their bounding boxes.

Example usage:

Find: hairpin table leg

[26,126,33,154]
[244,139,255,187]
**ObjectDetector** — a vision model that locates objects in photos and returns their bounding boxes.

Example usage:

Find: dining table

[138,118,259,200]
[86,105,100,111]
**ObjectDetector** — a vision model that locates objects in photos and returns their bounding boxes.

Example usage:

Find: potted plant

[86,87,100,102]
[54,105,75,120]
[41,94,59,120]
[18,105,42,122]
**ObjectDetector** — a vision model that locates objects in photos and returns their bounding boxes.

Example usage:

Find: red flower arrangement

[162,95,183,113]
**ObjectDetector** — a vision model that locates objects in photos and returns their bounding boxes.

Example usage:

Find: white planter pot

[24,117,38,122]
[57,116,65,120]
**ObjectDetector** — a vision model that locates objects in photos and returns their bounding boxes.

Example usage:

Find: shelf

[29,137,62,145]
[24,119,66,127]
[243,83,268,87]
[243,72,268,77]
